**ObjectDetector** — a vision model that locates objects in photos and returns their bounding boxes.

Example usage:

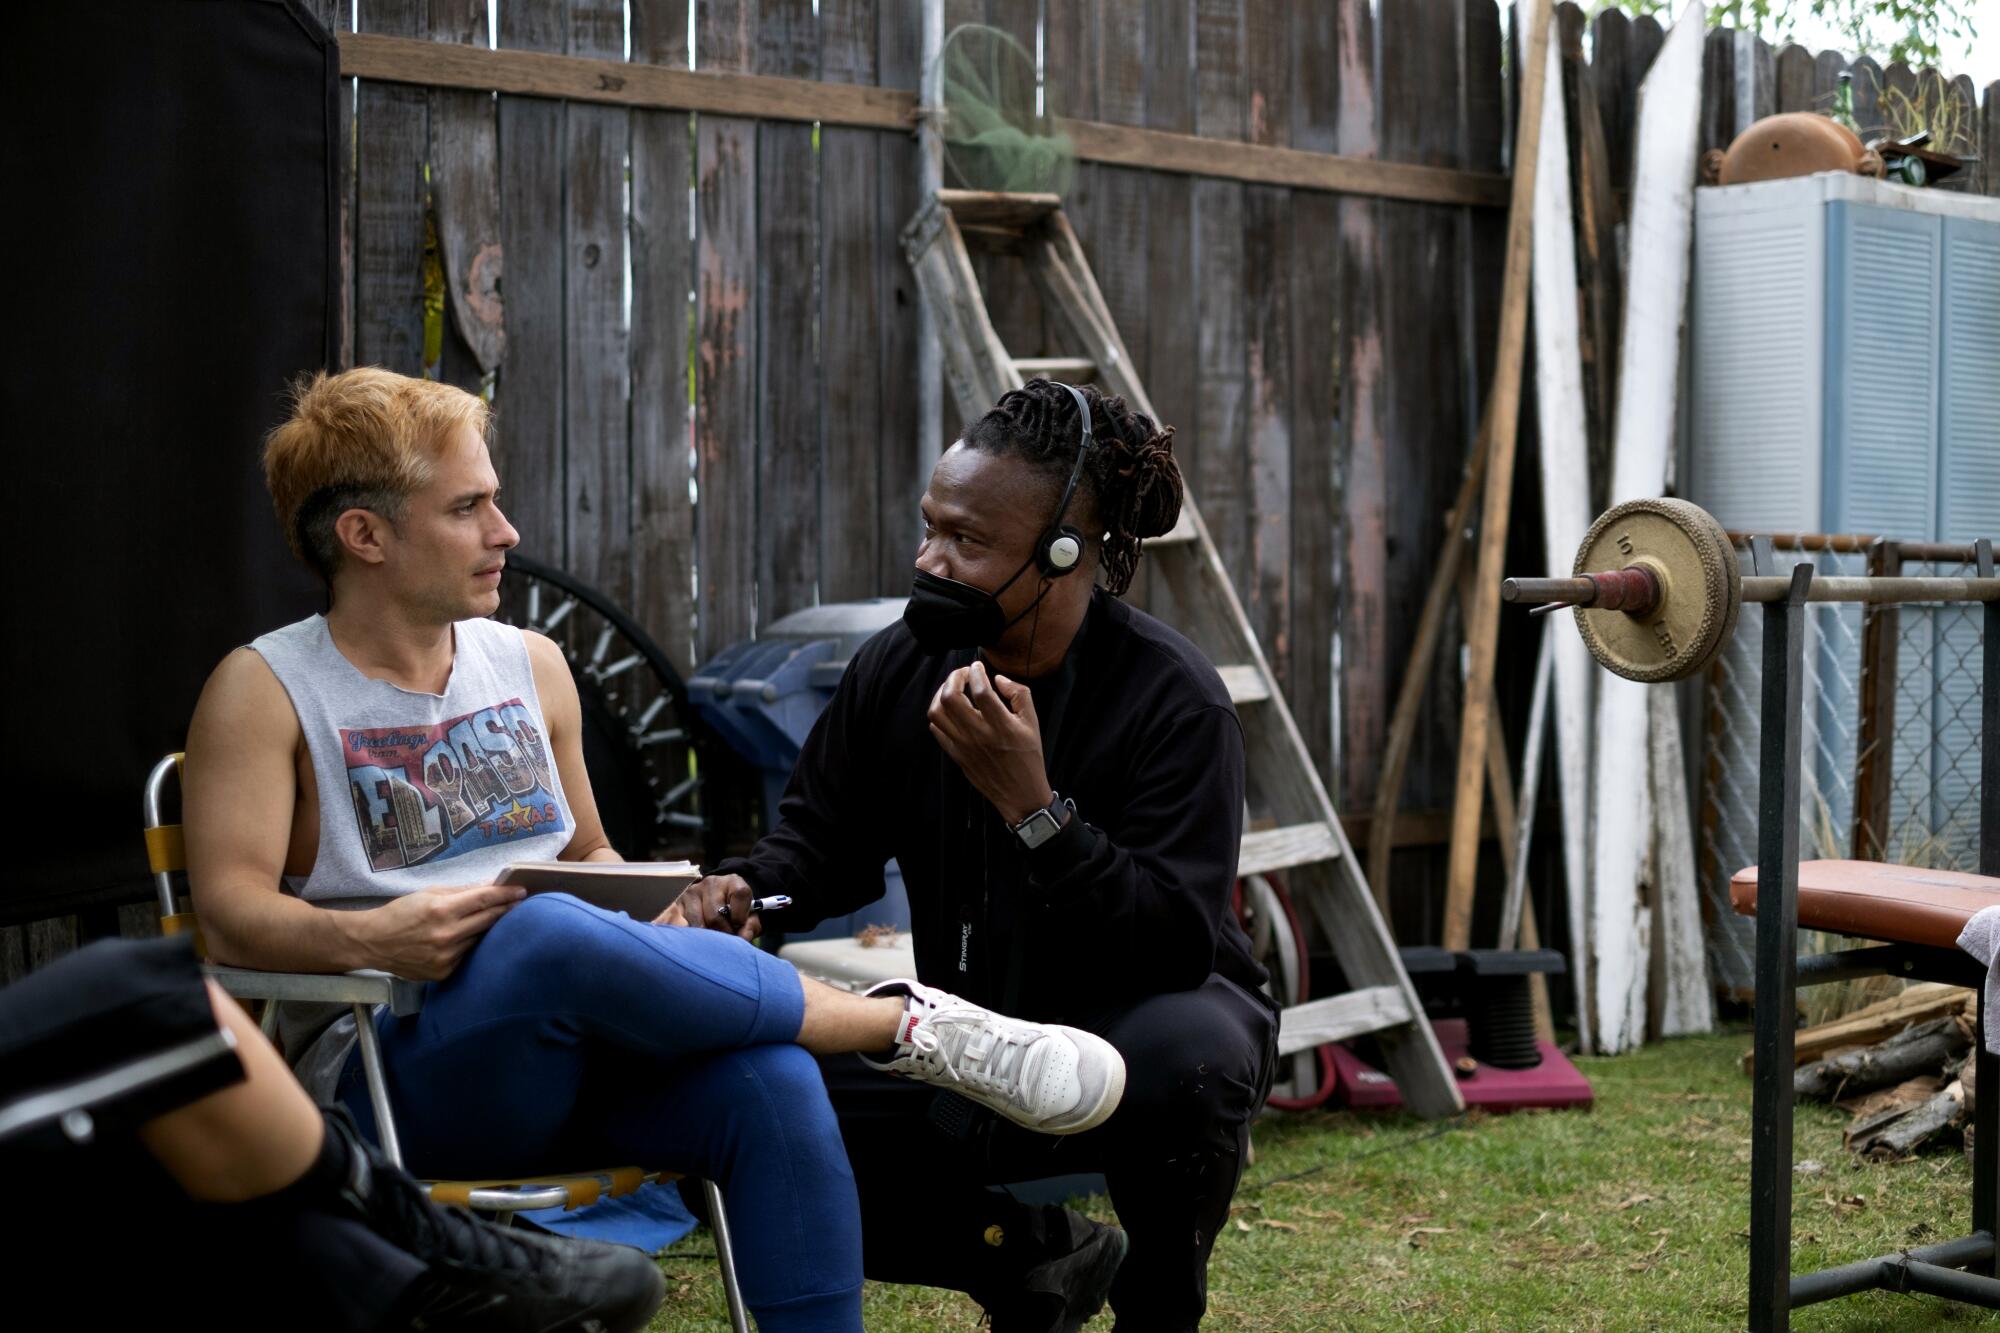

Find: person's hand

[678,874,761,941]
[928,659,1054,824]
[650,897,690,927]
[348,883,526,981]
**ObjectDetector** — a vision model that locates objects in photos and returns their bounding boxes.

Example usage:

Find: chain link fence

[1883,553,1987,872]
[1697,537,1988,997]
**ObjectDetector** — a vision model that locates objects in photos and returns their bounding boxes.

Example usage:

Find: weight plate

[1572,498,1740,682]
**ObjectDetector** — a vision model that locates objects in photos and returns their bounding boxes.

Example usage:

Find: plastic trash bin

[689,599,912,941]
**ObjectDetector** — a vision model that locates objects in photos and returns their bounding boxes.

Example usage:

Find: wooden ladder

[904,189,1462,1118]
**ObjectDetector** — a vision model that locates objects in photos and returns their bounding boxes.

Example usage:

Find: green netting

[939,25,1076,196]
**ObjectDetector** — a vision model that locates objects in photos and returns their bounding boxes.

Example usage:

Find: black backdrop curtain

[1,0,335,923]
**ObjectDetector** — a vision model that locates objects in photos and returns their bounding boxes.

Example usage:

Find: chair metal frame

[144,754,750,1331]
[1745,547,2000,1328]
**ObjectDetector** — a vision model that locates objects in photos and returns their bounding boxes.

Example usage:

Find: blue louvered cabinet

[1690,175,2000,907]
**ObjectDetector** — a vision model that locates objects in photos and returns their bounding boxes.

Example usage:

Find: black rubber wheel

[493,554,718,865]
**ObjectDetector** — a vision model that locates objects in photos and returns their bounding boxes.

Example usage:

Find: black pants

[824,972,1277,1331]
[0,936,421,1329]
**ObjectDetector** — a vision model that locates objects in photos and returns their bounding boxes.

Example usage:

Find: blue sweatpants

[334,893,863,1331]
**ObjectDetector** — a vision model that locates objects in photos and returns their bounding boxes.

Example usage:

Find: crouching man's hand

[346,883,526,981]
[674,874,760,941]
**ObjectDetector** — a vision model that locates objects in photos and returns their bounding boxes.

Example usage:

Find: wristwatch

[1011,791,1075,850]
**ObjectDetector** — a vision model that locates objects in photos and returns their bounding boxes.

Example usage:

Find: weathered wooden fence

[8,0,1998,976]
[311,0,1515,878]
[301,0,1997,957]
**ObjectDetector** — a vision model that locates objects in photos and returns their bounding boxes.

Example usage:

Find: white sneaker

[858,979,1126,1135]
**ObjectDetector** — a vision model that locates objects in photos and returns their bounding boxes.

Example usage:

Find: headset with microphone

[1035,380,1097,578]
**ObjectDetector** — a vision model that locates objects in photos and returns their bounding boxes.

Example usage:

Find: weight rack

[1506,512,1999,1329]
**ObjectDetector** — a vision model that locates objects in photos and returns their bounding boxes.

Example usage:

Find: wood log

[1795,1017,1969,1102]
[1841,1075,1941,1150]
[1741,982,1975,1071]
[1856,1078,1968,1159]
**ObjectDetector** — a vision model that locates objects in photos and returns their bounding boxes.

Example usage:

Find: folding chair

[145,753,752,1332]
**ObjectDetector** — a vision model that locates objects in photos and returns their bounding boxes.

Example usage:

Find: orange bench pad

[1730,860,2000,950]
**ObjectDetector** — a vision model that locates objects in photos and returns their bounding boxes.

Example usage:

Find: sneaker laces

[907,1005,1042,1108]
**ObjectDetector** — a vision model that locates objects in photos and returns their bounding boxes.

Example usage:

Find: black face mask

[903,559,1046,653]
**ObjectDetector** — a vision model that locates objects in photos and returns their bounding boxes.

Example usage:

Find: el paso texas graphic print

[342,700,565,872]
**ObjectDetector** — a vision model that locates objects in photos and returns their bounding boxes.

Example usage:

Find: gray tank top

[250,613,575,1096]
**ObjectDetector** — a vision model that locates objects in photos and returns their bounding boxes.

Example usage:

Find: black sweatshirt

[715,589,1272,1023]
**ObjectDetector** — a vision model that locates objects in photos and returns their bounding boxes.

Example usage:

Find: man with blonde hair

[183,367,1126,1333]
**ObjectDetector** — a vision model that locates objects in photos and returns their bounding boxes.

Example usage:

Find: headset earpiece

[1034,383,1097,579]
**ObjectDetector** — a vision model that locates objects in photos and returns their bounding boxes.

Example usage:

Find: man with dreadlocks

[683,379,1278,1332]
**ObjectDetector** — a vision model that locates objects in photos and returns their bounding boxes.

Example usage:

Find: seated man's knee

[472,892,609,976]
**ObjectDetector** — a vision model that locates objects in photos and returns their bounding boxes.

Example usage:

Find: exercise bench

[1728,568,1998,1329]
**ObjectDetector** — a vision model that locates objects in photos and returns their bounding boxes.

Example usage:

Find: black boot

[316,1107,667,1333]
[984,1209,1128,1333]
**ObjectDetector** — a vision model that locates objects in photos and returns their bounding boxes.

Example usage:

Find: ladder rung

[1218,665,1270,704]
[1238,822,1341,877]
[1013,357,1097,382]
[937,189,1062,232]
[1276,985,1416,1056]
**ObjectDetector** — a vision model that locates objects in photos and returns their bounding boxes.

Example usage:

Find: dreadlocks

[960,378,1184,597]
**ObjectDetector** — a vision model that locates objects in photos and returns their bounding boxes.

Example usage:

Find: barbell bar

[1501,496,2000,683]
[1507,573,2000,608]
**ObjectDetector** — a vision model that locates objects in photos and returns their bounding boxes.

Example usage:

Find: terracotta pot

[1700,112,1885,186]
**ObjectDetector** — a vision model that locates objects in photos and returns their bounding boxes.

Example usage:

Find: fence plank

[1193,0,1250,616]
[819,0,883,603]
[1044,0,1101,362]
[354,0,427,376]
[1587,5,1634,197]
[1699,27,1737,163]
[427,1,500,395]
[1140,2,1199,622]
[1743,33,1776,126]
[1289,0,1341,790]
[631,0,695,664]
[1945,72,1978,162]
[875,2,924,589]
[1334,0,1383,807]
[495,5,566,563]
[695,0,760,656]
[1464,0,1505,403]
[753,0,821,623]
[1377,0,1468,861]
[1243,0,1291,690]
[1846,54,1883,139]
[1884,60,1917,112]
[1089,0,1153,599]
[1091,0,1153,407]
[1984,81,1999,196]
[562,0,631,603]
[1813,48,1849,108]
[1775,43,1815,114]
[1562,2,1620,499]
[978,0,1046,361]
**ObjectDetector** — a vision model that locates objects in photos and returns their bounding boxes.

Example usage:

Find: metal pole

[1504,575,2000,606]
[353,1003,403,1169]
[705,1178,752,1333]
[1499,625,1553,950]
[915,0,945,484]
[1975,543,1997,1269]
[1749,563,1812,1332]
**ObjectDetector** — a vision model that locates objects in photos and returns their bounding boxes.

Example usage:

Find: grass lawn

[645,1027,1992,1330]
